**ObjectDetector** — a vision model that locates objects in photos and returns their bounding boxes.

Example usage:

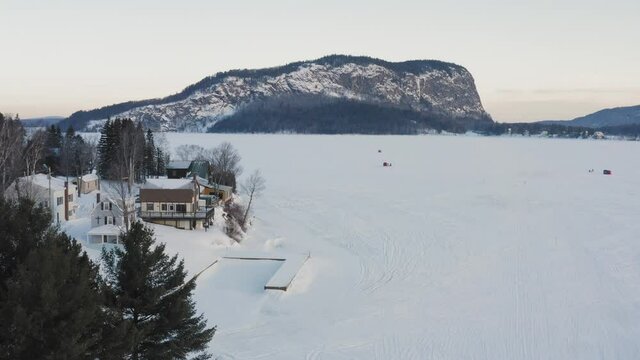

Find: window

[56,197,63,206]
[169,205,174,211]
[176,204,186,212]
[67,194,73,202]
[146,203,154,211]
[161,204,167,211]
[107,216,113,225]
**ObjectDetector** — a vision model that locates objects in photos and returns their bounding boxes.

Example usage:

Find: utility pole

[46,165,53,223]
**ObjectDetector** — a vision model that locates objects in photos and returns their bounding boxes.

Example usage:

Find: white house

[87,192,136,244]
[4,173,77,224]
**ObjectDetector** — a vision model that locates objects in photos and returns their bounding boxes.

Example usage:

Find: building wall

[142,201,194,213]
[49,184,77,223]
[81,180,99,194]
[5,178,76,224]
[202,187,232,202]
[167,169,189,179]
[88,234,120,244]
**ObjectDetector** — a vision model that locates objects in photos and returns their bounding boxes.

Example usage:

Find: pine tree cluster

[97,119,166,181]
[0,199,215,359]
[44,125,96,177]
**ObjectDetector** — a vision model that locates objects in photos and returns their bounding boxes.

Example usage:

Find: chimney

[96,192,101,204]
[64,181,69,221]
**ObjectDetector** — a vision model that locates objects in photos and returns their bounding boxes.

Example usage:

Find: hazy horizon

[2,0,639,122]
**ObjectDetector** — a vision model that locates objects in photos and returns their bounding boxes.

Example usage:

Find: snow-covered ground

[72,134,640,359]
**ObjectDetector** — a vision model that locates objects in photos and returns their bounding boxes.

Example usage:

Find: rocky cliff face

[64,55,491,133]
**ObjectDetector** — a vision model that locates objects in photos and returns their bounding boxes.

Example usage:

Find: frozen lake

[162,134,640,359]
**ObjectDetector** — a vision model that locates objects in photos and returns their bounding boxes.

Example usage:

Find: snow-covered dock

[222,251,310,291]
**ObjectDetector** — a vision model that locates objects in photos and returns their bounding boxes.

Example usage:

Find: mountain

[21,116,64,127]
[60,55,492,134]
[541,105,640,128]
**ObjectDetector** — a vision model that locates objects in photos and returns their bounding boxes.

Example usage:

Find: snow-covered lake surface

[75,134,640,359]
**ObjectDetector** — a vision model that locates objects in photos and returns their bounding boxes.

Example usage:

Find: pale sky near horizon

[1,0,639,122]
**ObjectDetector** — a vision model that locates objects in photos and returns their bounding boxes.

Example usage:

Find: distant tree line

[210,95,480,135]
[0,113,96,196]
[474,121,640,138]
[0,198,215,359]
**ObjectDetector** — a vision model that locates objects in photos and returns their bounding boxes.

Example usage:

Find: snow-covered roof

[16,174,68,191]
[87,224,122,236]
[144,178,194,190]
[81,173,99,182]
[195,176,233,192]
[166,161,192,170]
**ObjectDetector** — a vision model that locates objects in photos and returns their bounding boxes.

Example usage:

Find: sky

[1,0,639,122]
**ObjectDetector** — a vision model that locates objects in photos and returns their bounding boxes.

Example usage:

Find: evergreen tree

[97,120,114,177]
[144,129,156,177]
[0,198,105,359]
[0,198,52,286]
[0,234,104,359]
[44,125,62,173]
[155,147,166,176]
[102,222,215,360]
[45,125,62,149]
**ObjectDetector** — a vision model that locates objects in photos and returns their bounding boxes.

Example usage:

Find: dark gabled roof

[166,161,192,170]
[139,188,194,203]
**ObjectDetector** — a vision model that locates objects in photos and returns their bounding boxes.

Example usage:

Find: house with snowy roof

[195,176,233,203]
[166,161,192,179]
[166,160,210,179]
[87,192,136,244]
[4,173,77,224]
[72,173,100,194]
[139,178,214,230]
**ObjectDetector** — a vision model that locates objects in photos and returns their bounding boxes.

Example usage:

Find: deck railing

[139,207,214,220]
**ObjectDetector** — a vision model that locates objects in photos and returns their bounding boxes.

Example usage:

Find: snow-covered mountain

[63,55,492,133]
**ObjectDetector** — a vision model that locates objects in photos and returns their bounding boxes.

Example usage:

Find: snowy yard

[72,134,640,359]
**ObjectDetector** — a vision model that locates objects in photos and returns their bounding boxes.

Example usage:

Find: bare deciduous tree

[0,114,25,195]
[106,163,135,232]
[174,144,205,161]
[240,169,265,228]
[117,123,145,191]
[23,130,47,177]
[205,142,243,190]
